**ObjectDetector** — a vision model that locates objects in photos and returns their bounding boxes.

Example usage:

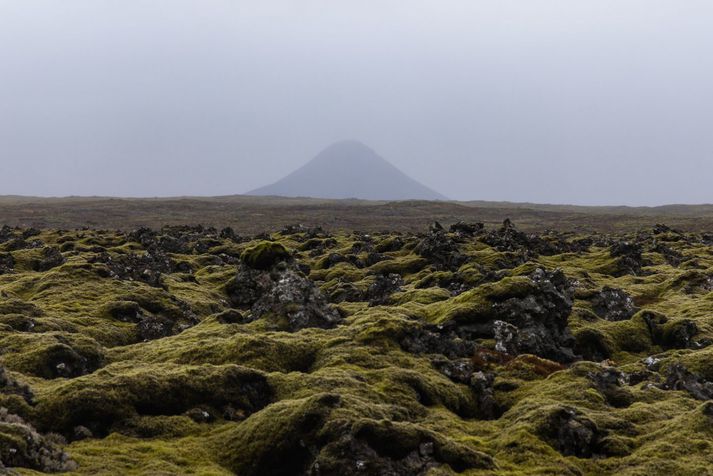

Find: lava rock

[366,273,403,306]
[449,221,484,236]
[591,287,638,321]
[33,247,65,272]
[136,315,176,341]
[483,268,577,362]
[661,364,713,400]
[414,222,465,270]
[610,241,647,276]
[587,368,634,408]
[538,407,606,458]
[250,265,342,331]
[0,364,34,404]
[0,409,76,472]
[0,252,14,274]
[400,326,477,360]
[90,248,176,287]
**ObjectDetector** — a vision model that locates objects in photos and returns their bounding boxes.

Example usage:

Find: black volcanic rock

[248,140,447,201]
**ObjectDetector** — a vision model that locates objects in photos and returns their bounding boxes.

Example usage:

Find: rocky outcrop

[0,408,76,472]
[487,268,576,362]
[591,287,637,321]
[414,222,465,270]
[227,242,341,331]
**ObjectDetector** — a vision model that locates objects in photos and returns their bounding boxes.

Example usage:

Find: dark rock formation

[591,287,638,321]
[1,364,34,404]
[587,368,634,408]
[250,264,341,331]
[661,364,713,400]
[366,273,403,306]
[33,247,65,272]
[90,249,175,287]
[0,409,76,472]
[538,407,606,458]
[414,222,465,270]
[486,268,576,362]
[610,241,647,276]
[0,252,14,274]
[228,247,341,331]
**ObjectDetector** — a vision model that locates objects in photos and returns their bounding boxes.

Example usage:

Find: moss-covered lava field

[2,220,713,475]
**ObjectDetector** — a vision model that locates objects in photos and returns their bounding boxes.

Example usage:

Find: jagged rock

[414,222,465,270]
[251,265,341,331]
[662,319,700,349]
[127,227,157,248]
[0,365,34,404]
[366,273,403,306]
[610,241,647,276]
[400,326,477,360]
[481,219,534,254]
[587,368,634,408]
[449,221,484,236]
[483,268,576,362]
[0,408,76,472]
[429,356,474,385]
[591,287,638,321]
[226,265,275,306]
[538,407,606,458]
[468,371,503,419]
[642,312,701,349]
[651,242,684,267]
[493,320,519,355]
[313,419,494,475]
[661,364,713,400]
[33,247,65,272]
[0,252,13,274]
[136,315,175,341]
[481,220,583,256]
[220,227,243,242]
[89,248,175,287]
[0,225,14,243]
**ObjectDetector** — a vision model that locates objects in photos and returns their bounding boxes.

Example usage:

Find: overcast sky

[1,1,712,205]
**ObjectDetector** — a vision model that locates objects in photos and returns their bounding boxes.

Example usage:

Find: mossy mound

[240,241,291,270]
[1,224,713,474]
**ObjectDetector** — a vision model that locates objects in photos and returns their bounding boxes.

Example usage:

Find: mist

[1,1,712,205]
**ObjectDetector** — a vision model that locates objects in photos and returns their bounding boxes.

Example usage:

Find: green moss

[240,241,290,270]
[2,226,713,474]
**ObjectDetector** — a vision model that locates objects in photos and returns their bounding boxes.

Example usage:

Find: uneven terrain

[1,219,713,474]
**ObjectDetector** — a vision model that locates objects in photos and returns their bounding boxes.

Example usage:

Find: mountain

[248,140,447,200]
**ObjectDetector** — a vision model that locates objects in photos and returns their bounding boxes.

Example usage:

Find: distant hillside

[248,140,447,200]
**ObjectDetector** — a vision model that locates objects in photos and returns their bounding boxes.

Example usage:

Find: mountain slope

[248,140,447,200]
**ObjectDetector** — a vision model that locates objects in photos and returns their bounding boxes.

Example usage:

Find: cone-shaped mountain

[248,141,447,200]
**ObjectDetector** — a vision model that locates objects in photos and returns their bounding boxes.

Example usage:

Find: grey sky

[1,1,712,205]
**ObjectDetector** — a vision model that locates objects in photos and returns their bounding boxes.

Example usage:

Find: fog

[1,1,712,205]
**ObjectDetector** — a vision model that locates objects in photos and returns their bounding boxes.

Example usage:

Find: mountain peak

[248,141,447,201]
